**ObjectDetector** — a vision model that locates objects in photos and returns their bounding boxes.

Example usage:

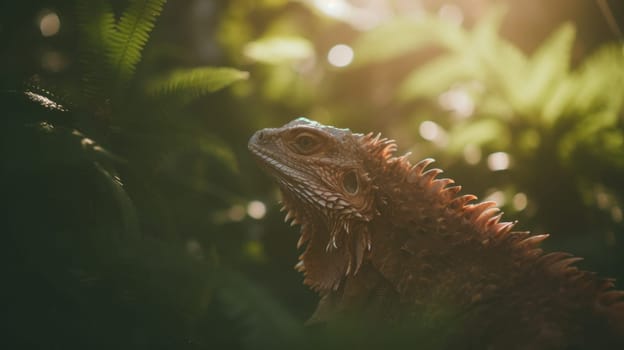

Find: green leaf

[244,36,314,64]
[446,118,509,154]
[145,67,249,101]
[471,5,507,48]
[544,44,624,127]
[398,55,480,100]
[541,77,575,126]
[571,44,624,114]
[520,23,575,115]
[558,110,620,162]
[75,0,116,103]
[476,39,528,112]
[108,0,168,85]
[352,15,467,66]
[470,5,526,96]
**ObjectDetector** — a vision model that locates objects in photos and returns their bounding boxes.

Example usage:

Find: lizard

[248,117,624,349]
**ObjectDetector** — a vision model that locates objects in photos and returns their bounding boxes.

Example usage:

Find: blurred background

[2,0,623,348]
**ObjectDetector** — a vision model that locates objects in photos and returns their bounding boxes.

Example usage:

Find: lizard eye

[292,132,322,155]
[342,170,359,195]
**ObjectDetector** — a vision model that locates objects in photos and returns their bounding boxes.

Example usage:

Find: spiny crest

[361,132,398,160]
[406,157,523,239]
[402,156,614,294]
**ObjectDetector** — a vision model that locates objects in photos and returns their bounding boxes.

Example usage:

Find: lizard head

[248,117,376,224]
[249,117,384,290]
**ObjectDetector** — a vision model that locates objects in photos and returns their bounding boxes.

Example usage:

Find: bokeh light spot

[247,200,267,219]
[40,11,61,37]
[596,191,609,209]
[419,120,439,141]
[41,50,67,72]
[512,193,528,211]
[487,152,510,171]
[485,190,506,207]
[327,44,354,67]
[438,88,474,118]
[227,204,246,222]
[463,144,481,165]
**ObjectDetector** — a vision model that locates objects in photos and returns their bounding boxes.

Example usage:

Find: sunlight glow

[39,11,60,37]
[438,4,464,26]
[512,193,528,211]
[487,152,510,171]
[311,0,390,30]
[244,37,314,64]
[247,200,267,219]
[327,44,354,67]
[313,0,349,19]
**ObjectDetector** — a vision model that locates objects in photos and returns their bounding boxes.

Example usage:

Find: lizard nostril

[258,131,265,141]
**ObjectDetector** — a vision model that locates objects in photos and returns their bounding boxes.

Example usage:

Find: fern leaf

[542,44,624,126]
[446,118,510,154]
[109,0,167,85]
[145,67,249,101]
[352,15,467,66]
[398,55,480,100]
[520,23,576,116]
[572,44,624,114]
[75,0,116,104]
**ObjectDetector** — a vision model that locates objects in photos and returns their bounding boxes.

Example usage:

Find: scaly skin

[248,118,624,349]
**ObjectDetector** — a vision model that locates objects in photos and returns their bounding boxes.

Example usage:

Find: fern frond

[109,0,167,85]
[519,22,575,114]
[573,44,624,114]
[145,67,249,102]
[75,0,116,104]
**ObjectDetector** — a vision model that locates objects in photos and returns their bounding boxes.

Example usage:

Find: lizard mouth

[248,141,315,198]
[248,143,295,178]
